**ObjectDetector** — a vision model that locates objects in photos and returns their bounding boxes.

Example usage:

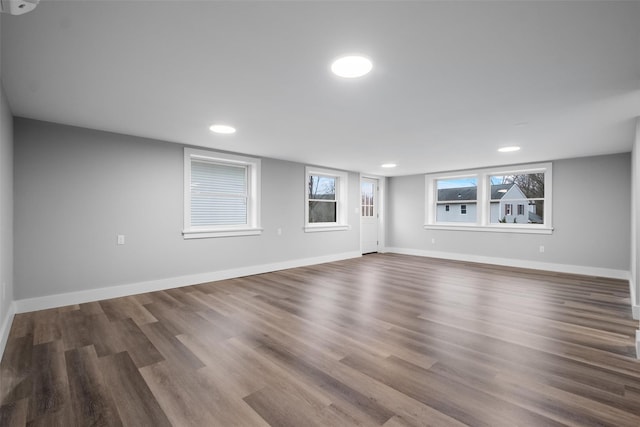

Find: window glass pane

[436,177,477,223]
[309,201,337,223]
[489,173,545,224]
[490,173,544,200]
[309,175,336,200]
[361,182,374,217]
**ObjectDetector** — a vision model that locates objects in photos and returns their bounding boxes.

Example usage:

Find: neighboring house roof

[438,187,477,201]
[490,184,514,199]
[529,211,543,223]
[438,183,516,202]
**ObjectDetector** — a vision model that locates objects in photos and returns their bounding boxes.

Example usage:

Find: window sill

[304,224,351,233]
[423,224,553,235]
[183,227,263,239]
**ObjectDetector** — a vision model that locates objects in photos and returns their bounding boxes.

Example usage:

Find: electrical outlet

[277,228,282,236]
[117,235,125,245]
[431,238,436,244]
[539,245,545,253]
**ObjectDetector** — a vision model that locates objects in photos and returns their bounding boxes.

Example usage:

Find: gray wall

[14,118,360,300]
[388,154,631,271]
[0,83,13,324]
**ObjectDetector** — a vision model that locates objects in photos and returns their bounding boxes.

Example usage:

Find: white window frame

[183,147,262,239]
[424,162,553,234]
[305,166,350,232]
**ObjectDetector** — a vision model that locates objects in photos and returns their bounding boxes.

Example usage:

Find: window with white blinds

[184,148,262,239]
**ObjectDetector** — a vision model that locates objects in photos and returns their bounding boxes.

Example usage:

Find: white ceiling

[2,0,639,176]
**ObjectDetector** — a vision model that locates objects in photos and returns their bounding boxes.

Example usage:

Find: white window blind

[183,148,261,239]
[191,161,248,227]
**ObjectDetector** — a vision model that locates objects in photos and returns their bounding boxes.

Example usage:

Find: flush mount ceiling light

[331,55,373,78]
[498,146,521,153]
[381,163,397,168]
[209,124,236,134]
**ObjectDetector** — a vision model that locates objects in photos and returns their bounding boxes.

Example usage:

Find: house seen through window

[425,163,552,234]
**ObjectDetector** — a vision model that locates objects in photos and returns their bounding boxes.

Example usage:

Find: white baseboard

[14,251,362,314]
[636,331,640,360]
[0,302,16,361]
[385,247,630,280]
[630,277,640,320]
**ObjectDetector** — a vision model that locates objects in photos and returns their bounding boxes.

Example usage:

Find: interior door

[361,177,379,254]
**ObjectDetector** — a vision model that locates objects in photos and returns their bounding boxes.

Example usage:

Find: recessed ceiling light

[331,55,372,78]
[209,124,236,134]
[381,163,397,168]
[498,146,520,153]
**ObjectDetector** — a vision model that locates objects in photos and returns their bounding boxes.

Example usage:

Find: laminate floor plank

[97,351,171,427]
[64,346,122,427]
[26,341,69,423]
[1,254,639,426]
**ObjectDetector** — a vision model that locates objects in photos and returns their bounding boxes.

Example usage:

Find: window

[184,148,261,239]
[305,166,349,232]
[361,181,374,217]
[504,204,512,216]
[425,162,552,234]
[435,177,477,223]
[490,172,545,225]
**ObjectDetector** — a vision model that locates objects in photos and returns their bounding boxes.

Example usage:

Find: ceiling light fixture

[381,163,397,168]
[498,146,520,153]
[209,124,236,134]
[331,55,372,78]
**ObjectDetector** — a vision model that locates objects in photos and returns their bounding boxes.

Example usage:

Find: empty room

[1,0,640,426]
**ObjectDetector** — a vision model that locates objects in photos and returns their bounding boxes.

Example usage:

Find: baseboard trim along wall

[630,278,640,320]
[0,302,17,362]
[13,251,362,314]
[384,247,630,280]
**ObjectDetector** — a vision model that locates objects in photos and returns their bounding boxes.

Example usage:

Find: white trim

[304,224,351,233]
[631,277,639,320]
[183,227,263,239]
[636,330,640,360]
[184,147,261,239]
[424,224,554,235]
[13,251,362,314]
[0,302,16,361]
[385,247,629,280]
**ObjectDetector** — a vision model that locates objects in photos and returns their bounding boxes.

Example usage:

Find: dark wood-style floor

[1,254,639,426]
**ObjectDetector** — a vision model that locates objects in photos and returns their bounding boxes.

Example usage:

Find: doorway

[361,177,379,254]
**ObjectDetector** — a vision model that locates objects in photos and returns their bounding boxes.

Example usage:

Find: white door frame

[360,174,386,253]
